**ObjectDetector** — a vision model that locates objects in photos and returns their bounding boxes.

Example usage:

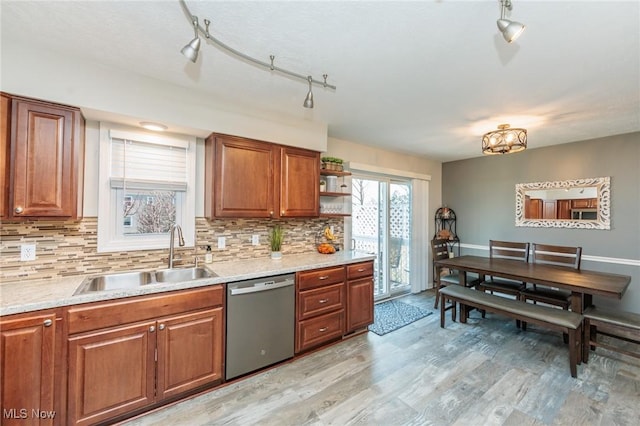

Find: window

[97,124,196,252]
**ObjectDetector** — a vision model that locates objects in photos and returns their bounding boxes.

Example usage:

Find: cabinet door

[156,307,224,400]
[280,146,319,217]
[557,199,571,219]
[1,94,10,218]
[67,321,156,426]
[10,98,82,218]
[1,313,56,426]
[346,277,374,333]
[206,134,276,218]
[542,200,557,219]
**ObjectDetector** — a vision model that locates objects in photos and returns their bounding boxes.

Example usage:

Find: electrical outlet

[330,225,334,235]
[217,236,226,249]
[252,235,259,246]
[21,244,36,261]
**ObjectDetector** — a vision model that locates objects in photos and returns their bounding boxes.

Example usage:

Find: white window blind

[109,131,189,191]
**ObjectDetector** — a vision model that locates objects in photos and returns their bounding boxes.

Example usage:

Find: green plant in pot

[269,225,284,259]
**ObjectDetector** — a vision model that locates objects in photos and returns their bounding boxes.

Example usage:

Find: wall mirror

[515,177,610,229]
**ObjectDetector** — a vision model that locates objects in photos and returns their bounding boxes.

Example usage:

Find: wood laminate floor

[122,291,640,426]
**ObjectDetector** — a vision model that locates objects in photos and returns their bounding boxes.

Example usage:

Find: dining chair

[431,238,458,309]
[520,243,582,308]
[431,238,477,309]
[477,240,530,298]
[520,243,582,340]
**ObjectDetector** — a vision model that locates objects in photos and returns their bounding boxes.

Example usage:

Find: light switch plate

[21,244,36,261]
[217,236,226,249]
[252,235,259,246]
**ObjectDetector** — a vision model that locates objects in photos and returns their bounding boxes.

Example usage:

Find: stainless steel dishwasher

[226,273,295,380]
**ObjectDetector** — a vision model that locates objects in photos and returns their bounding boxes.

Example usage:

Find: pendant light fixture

[497,0,526,43]
[482,124,527,155]
[179,0,335,108]
[180,17,201,63]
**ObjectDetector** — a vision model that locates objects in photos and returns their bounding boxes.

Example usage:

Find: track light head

[303,76,314,109]
[497,19,525,43]
[497,0,525,43]
[181,17,200,62]
[181,37,201,62]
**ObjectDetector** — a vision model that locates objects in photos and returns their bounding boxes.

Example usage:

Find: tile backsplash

[0,217,344,283]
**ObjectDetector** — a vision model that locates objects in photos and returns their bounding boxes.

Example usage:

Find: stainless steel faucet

[168,224,185,268]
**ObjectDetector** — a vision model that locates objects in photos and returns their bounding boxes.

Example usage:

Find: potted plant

[269,225,284,259]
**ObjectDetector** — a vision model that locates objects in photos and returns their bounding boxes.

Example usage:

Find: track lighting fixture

[482,124,527,155]
[497,0,526,43]
[303,76,314,109]
[179,0,335,108]
[180,17,201,63]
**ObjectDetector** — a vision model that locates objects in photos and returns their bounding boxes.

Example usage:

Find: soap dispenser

[205,245,213,263]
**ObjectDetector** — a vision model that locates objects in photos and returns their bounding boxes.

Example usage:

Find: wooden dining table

[433,255,632,315]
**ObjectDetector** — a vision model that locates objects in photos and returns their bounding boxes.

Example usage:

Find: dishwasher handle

[229,278,294,295]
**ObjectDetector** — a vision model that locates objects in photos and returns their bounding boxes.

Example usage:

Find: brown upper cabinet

[2,94,85,220]
[571,198,597,209]
[1,94,10,218]
[205,133,319,218]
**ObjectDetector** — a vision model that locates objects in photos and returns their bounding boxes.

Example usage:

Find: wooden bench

[439,285,584,378]
[583,306,640,362]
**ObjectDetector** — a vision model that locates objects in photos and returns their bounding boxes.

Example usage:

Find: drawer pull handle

[43,319,53,327]
[318,299,329,304]
[319,327,328,332]
[357,268,365,272]
[318,275,329,280]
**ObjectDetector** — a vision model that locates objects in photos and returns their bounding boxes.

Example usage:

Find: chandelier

[482,124,527,155]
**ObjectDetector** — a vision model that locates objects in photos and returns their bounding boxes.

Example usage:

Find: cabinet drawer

[296,310,344,353]
[66,285,224,335]
[347,261,374,280]
[297,266,345,291]
[297,283,344,320]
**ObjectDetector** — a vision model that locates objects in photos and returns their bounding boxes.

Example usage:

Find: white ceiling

[2,0,639,162]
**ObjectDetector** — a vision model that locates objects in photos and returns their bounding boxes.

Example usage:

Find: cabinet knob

[269,211,274,217]
[43,319,53,327]
[14,206,23,214]
[281,210,285,216]
[149,325,155,333]
[158,324,165,330]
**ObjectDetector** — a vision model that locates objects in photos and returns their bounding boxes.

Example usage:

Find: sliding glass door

[351,175,411,300]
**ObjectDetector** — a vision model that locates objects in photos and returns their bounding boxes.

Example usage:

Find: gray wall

[442,132,640,313]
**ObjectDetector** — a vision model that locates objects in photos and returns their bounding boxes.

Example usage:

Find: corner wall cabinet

[319,170,351,217]
[204,133,319,219]
[0,309,62,426]
[1,93,84,220]
[65,286,224,426]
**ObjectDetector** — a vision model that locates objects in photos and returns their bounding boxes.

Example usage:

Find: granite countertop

[0,251,375,316]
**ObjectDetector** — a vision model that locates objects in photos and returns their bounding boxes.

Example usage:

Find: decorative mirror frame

[515,176,610,229]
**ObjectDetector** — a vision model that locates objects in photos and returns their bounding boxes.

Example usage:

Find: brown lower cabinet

[295,261,375,353]
[65,286,224,426]
[0,309,61,426]
[346,261,375,334]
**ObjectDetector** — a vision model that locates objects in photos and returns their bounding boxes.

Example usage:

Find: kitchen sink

[73,267,217,295]
[73,271,155,295]
[154,267,215,282]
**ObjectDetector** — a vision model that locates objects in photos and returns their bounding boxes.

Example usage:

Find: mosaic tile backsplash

[0,217,344,283]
